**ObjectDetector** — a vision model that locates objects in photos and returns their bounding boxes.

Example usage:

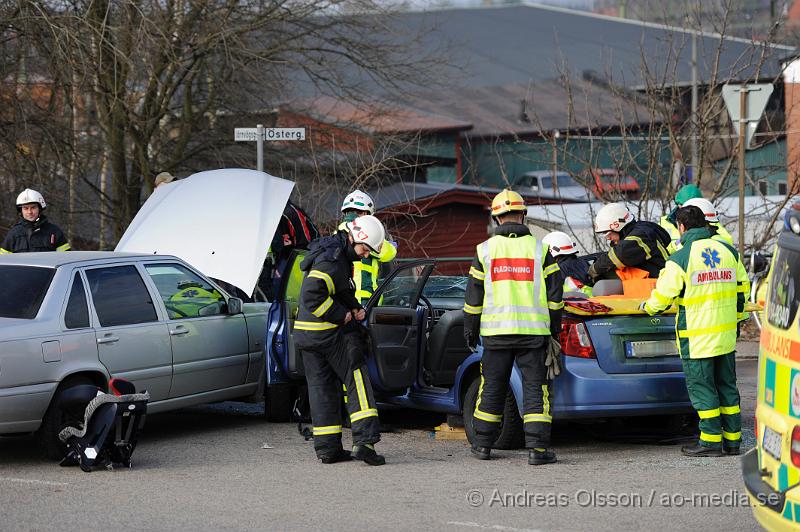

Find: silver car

[514,170,593,202]
[0,251,267,458]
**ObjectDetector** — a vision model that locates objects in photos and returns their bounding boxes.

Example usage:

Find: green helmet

[675,184,702,206]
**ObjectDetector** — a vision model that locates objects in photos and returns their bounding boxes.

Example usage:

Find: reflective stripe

[656,241,669,260]
[480,319,551,331]
[608,247,625,269]
[543,263,560,277]
[308,270,335,294]
[542,384,550,417]
[523,413,552,423]
[56,243,71,252]
[699,432,722,443]
[482,305,550,316]
[651,290,673,306]
[676,290,738,307]
[474,408,502,423]
[354,260,379,276]
[294,320,337,331]
[719,405,741,415]
[312,297,333,317]
[353,368,370,411]
[626,236,651,259]
[678,322,737,338]
[355,289,372,301]
[547,301,564,310]
[463,303,483,315]
[723,430,742,441]
[469,267,485,280]
[697,408,720,419]
[0,248,10,254]
[313,425,342,436]
[350,408,379,422]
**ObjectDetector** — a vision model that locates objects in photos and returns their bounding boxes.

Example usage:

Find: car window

[376,265,430,308]
[64,274,89,329]
[0,265,55,319]
[145,263,225,319]
[86,266,158,327]
[540,174,578,189]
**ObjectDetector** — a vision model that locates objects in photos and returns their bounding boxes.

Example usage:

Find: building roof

[392,4,792,91]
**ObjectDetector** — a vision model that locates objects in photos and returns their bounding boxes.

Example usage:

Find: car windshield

[540,174,579,189]
[422,276,467,298]
[0,265,55,319]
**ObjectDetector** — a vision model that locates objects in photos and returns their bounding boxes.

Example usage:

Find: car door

[84,264,172,401]
[365,260,434,392]
[143,262,249,398]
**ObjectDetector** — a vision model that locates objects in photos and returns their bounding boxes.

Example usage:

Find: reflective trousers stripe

[700,432,722,443]
[295,320,337,331]
[354,368,369,411]
[719,405,740,415]
[697,408,720,419]
[312,297,333,317]
[313,425,342,436]
[723,430,741,441]
[523,413,552,423]
[474,408,502,423]
[350,408,379,422]
[542,384,550,418]
[678,322,737,338]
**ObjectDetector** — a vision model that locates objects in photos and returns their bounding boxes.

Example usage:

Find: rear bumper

[742,448,799,530]
[0,382,56,434]
[551,357,692,419]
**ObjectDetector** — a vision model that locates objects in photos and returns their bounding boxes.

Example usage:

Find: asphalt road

[0,355,760,532]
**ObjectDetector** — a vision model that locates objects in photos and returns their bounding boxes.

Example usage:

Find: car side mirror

[226,297,243,315]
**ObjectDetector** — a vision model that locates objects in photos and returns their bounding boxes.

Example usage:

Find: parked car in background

[266,255,693,448]
[588,168,641,200]
[0,252,268,459]
[514,171,592,202]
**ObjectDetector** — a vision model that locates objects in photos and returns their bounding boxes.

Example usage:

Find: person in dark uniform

[1,189,70,254]
[293,215,387,466]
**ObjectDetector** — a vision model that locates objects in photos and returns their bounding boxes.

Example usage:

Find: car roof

[521,171,572,177]
[0,251,179,268]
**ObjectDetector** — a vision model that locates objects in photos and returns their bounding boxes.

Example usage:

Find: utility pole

[737,86,748,258]
[552,130,560,196]
[691,32,699,183]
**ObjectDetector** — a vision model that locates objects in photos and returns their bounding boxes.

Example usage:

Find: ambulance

[744,203,800,530]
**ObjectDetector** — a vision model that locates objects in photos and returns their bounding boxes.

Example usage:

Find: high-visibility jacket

[336,222,397,303]
[467,231,560,336]
[660,215,682,254]
[643,227,750,359]
[710,222,734,246]
[167,285,224,318]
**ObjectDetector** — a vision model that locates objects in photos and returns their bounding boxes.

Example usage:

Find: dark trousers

[682,352,741,449]
[473,345,551,449]
[301,334,380,457]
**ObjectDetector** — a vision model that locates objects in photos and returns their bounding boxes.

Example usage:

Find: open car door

[365,260,435,393]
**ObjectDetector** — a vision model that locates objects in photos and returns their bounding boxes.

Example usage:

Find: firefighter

[660,184,703,253]
[542,231,592,296]
[1,189,70,254]
[588,203,671,284]
[681,197,734,246]
[463,189,563,465]
[294,215,387,466]
[338,190,397,304]
[641,206,749,457]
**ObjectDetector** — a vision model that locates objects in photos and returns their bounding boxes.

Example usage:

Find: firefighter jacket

[293,232,362,349]
[557,255,593,296]
[0,216,70,254]
[590,220,671,281]
[463,223,563,349]
[643,227,750,359]
[336,221,397,303]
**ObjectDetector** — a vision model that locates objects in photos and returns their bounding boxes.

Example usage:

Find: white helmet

[682,197,719,223]
[16,188,46,210]
[595,203,634,233]
[341,189,375,215]
[542,231,579,257]
[346,215,385,253]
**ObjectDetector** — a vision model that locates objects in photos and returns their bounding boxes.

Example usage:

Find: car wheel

[37,376,95,461]
[463,378,524,450]
[265,383,293,422]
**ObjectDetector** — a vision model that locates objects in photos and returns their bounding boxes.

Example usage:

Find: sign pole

[738,88,747,258]
[256,124,264,172]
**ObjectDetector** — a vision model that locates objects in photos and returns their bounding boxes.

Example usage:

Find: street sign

[722,84,773,149]
[234,127,306,141]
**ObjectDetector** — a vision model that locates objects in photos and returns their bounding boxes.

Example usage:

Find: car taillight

[560,316,596,359]
[791,427,800,467]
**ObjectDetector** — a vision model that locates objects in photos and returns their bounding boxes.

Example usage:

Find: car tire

[37,376,95,461]
[265,383,293,422]
[463,378,524,450]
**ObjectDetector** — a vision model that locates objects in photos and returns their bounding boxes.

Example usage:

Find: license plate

[627,340,678,358]
[762,426,783,461]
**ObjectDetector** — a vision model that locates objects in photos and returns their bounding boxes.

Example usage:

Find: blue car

[265,255,693,448]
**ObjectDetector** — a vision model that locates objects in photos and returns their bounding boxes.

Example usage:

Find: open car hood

[115,169,294,296]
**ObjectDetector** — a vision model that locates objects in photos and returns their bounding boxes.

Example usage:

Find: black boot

[528,449,557,465]
[318,449,352,464]
[681,443,723,457]
[470,444,491,460]
[722,445,741,456]
[353,444,385,466]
